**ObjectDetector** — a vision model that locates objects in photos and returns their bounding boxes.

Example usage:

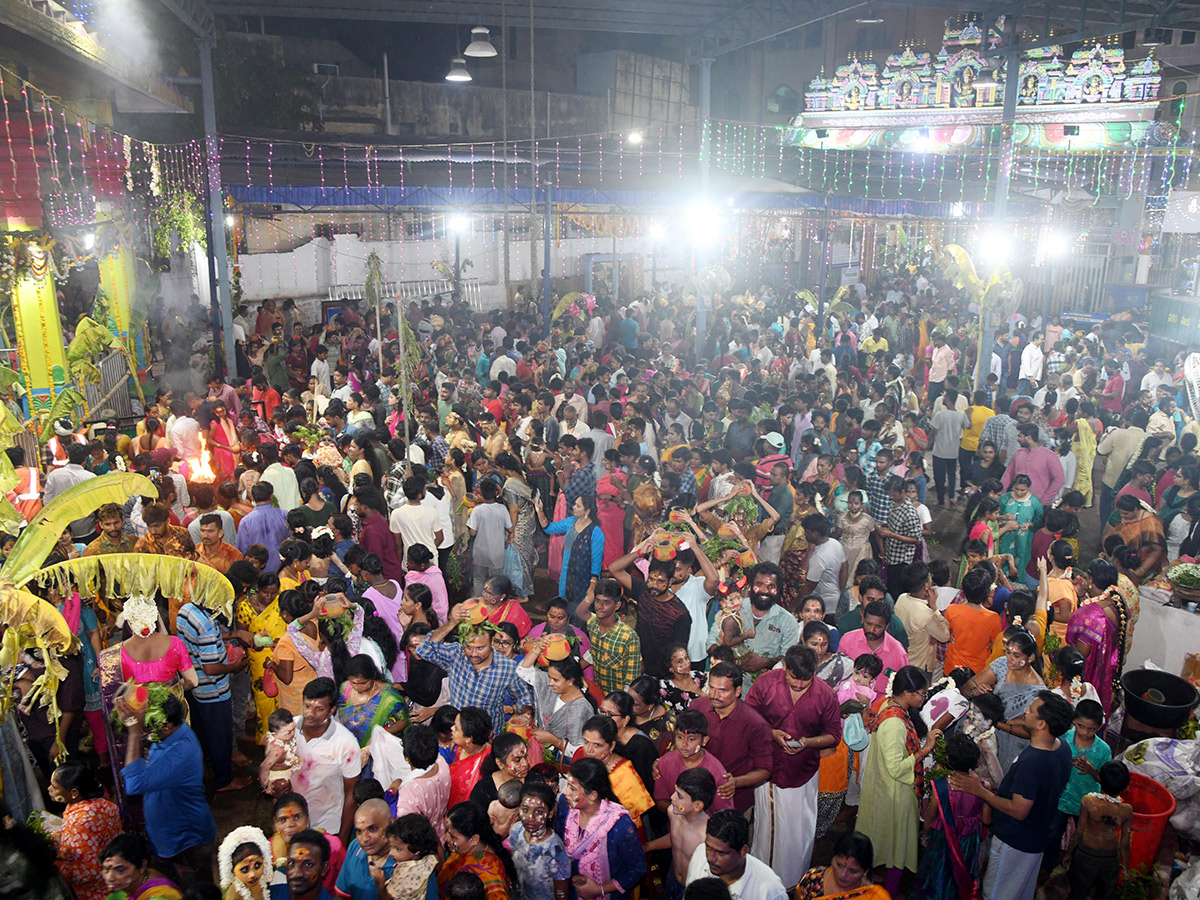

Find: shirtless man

[1063,760,1133,900]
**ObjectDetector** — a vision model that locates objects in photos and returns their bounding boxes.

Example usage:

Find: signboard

[840,266,861,286]
[1162,191,1200,234]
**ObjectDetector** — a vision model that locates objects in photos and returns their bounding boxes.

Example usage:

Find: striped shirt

[176,603,230,703]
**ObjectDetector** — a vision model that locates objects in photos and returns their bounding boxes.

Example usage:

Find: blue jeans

[1099,484,1116,533]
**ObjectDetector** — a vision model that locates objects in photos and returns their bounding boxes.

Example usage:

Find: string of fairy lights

[1,55,1197,299]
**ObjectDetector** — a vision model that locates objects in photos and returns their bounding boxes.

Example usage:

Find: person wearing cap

[753,433,789,489]
[47,417,87,468]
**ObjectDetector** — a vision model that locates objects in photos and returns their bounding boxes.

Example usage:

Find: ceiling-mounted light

[855,5,883,24]
[627,130,644,145]
[464,26,497,58]
[445,57,472,82]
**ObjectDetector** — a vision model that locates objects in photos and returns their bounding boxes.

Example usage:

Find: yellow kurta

[856,716,919,872]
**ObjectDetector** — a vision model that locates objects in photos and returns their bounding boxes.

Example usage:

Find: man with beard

[706,562,798,690]
[688,662,772,814]
[744,646,841,890]
[271,830,335,900]
[335,799,394,900]
[836,599,909,696]
[611,540,692,678]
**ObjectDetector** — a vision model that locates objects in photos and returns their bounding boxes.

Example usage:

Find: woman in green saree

[337,654,409,750]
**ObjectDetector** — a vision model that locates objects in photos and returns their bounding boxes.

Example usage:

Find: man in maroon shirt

[687,661,772,815]
[353,487,404,580]
[744,645,842,889]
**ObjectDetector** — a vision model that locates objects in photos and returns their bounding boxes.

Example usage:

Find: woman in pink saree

[206,400,241,480]
[1068,557,1129,714]
[595,450,628,570]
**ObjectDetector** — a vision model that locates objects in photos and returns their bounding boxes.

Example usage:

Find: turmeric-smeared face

[234,853,264,886]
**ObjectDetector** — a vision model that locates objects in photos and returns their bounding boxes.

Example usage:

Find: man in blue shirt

[335,799,395,900]
[118,693,217,887]
[620,308,641,350]
[949,691,1074,900]
[270,830,335,900]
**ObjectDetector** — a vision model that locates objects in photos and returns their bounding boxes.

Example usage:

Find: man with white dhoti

[744,645,842,890]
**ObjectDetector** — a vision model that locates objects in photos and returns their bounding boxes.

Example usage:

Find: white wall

[236,231,691,310]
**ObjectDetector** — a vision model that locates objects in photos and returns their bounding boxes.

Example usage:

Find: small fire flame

[191,433,217,483]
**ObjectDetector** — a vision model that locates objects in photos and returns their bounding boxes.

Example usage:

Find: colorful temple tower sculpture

[789,16,1169,152]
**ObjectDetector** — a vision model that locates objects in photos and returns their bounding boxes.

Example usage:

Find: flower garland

[884,670,897,698]
[1067,676,1085,703]
[218,826,274,900]
[1083,791,1125,805]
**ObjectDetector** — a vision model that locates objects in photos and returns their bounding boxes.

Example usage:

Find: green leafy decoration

[152,193,206,259]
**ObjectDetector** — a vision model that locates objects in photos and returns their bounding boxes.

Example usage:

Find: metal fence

[328,277,483,311]
[81,350,136,421]
[1022,253,1111,316]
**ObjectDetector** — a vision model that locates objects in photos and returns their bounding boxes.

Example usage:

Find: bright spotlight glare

[224,215,235,229]
[910,136,933,153]
[684,204,723,245]
[1043,231,1072,258]
[978,230,1012,266]
[448,214,471,233]
[83,232,95,250]
[627,130,644,146]
[950,202,965,218]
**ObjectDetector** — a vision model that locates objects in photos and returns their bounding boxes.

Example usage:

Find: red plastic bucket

[1121,772,1176,872]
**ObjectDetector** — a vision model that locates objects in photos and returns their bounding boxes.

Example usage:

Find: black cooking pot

[1121,668,1200,731]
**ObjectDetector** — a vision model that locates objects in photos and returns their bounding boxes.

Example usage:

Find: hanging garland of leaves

[151,193,207,259]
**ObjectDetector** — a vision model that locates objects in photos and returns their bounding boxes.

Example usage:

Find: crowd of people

[6,271,1191,900]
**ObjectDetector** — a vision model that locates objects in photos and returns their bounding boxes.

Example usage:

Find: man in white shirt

[266,678,361,840]
[310,345,331,393]
[259,442,302,511]
[389,475,443,567]
[669,537,722,669]
[558,403,590,440]
[168,401,202,465]
[686,810,787,900]
[1141,359,1173,396]
[800,515,847,612]
[1019,333,1045,389]
[552,381,589,423]
[331,366,353,404]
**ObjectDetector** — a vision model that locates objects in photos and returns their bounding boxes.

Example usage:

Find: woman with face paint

[554,758,648,900]
[218,827,273,900]
[99,834,182,900]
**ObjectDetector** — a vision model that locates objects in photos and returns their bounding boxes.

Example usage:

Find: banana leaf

[25,553,236,620]
[4,472,158,585]
[0,364,21,391]
[37,388,89,441]
[66,316,121,363]
[0,587,75,752]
